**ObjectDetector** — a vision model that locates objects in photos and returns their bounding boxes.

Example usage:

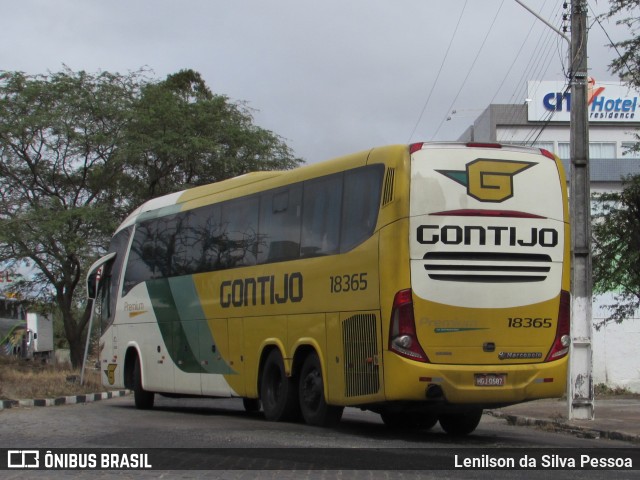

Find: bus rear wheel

[133,356,154,410]
[260,349,300,422]
[298,352,343,427]
[438,409,483,435]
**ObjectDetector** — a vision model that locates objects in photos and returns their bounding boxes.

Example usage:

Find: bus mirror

[86,252,116,301]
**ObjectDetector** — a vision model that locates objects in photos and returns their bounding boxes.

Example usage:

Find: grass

[0,356,108,401]
[595,383,635,397]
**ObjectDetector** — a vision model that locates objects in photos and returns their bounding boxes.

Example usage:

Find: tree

[0,69,137,367]
[605,1,640,85]
[0,68,302,367]
[592,176,640,327]
[604,0,640,156]
[591,1,640,326]
[122,69,300,205]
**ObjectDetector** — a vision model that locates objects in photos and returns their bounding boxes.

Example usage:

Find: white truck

[24,312,54,362]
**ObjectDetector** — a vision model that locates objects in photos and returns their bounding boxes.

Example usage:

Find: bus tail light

[409,143,425,154]
[545,290,571,362]
[540,148,556,160]
[389,289,429,362]
[465,142,502,149]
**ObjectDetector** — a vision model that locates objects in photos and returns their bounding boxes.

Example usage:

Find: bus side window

[101,226,132,328]
[180,204,224,275]
[122,222,155,296]
[219,196,259,269]
[154,214,179,279]
[170,210,197,277]
[340,165,383,252]
[258,185,302,263]
[301,174,343,257]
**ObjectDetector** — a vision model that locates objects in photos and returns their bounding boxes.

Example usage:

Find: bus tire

[380,411,438,430]
[260,349,300,422]
[438,409,483,435]
[298,352,343,427]
[133,356,154,410]
[242,397,261,413]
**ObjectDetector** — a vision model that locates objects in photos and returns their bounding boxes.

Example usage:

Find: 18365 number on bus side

[329,273,368,293]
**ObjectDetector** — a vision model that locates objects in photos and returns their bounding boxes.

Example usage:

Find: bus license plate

[475,374,506,387]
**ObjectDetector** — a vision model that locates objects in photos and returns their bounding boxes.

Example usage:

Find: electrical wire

[589,1,640,88]
[406,0,469,143]
[487,0,547,106]
[431,0,506,140]
[498,2,563,141]
[500,2,567,144]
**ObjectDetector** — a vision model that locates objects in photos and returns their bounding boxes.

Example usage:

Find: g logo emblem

[105,363,117,385]
[437,159,535,202]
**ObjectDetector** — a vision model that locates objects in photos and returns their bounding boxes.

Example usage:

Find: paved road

[0,395,638,479]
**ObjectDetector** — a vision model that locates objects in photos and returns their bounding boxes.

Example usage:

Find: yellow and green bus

[87,142,570,435]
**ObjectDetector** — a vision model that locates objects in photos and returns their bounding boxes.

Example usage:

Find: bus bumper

[383,353,567,407]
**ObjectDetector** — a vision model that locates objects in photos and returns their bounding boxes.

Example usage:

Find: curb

[487,410,640,445]
[0,390,130,410]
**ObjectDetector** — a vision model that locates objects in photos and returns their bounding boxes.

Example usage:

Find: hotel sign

[527,80,640,123]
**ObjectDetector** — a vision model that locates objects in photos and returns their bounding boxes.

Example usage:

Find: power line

[589,1,640,88]
[500,2,565,144]
[487,0,548,106]
[432,0,506,140]
[407,0,469,143]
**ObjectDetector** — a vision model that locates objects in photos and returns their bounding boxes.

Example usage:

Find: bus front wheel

[260,349,300,421]
[298,352,343,427]
[133,356,154,410]
[438,409,483,435]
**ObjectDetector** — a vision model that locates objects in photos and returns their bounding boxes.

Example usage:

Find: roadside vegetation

[0,356,106,401]
[594,383,636,397]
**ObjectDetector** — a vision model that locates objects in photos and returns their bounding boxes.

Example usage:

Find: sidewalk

[487,396,640,444]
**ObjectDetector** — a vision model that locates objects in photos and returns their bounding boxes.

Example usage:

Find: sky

[1,0,631,165]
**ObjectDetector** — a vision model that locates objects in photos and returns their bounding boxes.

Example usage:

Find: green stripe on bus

[169,276,235,375]
[147,278,204,374]
[147,277,235,375]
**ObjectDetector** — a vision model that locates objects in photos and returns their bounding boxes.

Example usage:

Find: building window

[557,142,616,159]
[558,142,570,160]
[621,142,640,158]
[589,142,616,159]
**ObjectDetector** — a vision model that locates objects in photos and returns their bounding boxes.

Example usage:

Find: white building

[459,80,640,193]
[459,79,640,392]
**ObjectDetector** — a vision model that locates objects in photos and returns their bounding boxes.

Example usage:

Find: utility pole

[568,0,594,420]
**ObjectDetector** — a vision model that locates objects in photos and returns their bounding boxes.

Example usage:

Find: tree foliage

[605,1,640,85]
[0,67,302,367]
[592,1,640,325]
[604,0,640,155]
[592,176,640,327]
[0,69,136,367]
[123,69,300,204]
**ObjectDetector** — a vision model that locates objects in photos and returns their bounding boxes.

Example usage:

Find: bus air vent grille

[342,313,380,397]
[382,168,395,206]
[422,252,552,283]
